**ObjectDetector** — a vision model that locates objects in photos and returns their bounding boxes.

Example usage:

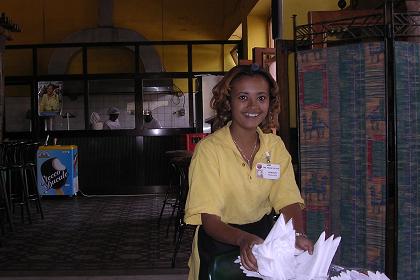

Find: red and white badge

[256,163,280,180]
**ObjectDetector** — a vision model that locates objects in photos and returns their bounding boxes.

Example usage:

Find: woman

[40,83,60,112]
[184,64,313,280]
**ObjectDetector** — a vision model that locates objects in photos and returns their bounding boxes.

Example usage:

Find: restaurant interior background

[2,1,420,280]
[0,0,339,195]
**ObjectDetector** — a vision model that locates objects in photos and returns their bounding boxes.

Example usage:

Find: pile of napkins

[330,270,390,280]
[235,214,341,280]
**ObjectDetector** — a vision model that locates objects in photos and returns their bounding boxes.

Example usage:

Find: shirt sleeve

[269,139,304,213]
[184,141,225,225]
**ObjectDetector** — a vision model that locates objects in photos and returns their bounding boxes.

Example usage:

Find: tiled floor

[0,194,194,279]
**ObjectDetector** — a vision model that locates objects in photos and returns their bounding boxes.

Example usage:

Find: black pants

[197,215,273,280]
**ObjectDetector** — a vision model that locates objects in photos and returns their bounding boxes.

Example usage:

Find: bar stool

[0,166,14,233]
[5,141,44,224]
[158,161,181,230]
[6,141,33,224]
[171,155,192,268]
[158,150,192,231]
[22,142,44,220]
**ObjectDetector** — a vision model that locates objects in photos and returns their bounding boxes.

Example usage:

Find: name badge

[256,163,280,180]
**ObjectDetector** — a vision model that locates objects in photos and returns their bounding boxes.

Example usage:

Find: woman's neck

[229,124,259,167]
[229,125,258,146]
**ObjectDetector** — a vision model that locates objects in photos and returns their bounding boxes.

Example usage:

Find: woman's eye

[239,95,247,101]
[258,96,267,101]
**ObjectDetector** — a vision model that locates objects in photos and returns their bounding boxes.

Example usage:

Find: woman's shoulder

[260,131,284,146]
[193,128,231,156]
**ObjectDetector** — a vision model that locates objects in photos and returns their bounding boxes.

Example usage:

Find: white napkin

[235,214,296,280]
[296,232,341,279]
[235,214,341,280]
[330,270,390,280]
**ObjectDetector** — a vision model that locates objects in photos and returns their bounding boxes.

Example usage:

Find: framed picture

[38,81,63,117]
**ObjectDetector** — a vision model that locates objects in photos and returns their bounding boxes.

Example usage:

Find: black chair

[208,250,257,280]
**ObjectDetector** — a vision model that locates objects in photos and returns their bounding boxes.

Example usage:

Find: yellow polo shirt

[184,123,304,280]
[40,93,60,112]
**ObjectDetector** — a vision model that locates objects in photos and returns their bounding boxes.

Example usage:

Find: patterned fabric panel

[395,41,420,280]
[297,42,386,272]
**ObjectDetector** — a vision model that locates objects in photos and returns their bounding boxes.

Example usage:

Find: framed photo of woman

[38,81,63,117]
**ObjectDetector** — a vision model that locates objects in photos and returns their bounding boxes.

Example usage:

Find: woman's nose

[247,98,258,108]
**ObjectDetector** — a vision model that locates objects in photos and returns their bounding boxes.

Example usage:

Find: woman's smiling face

[229,75,270,131]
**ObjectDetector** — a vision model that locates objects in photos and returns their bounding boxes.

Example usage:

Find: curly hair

[210,64,280,133]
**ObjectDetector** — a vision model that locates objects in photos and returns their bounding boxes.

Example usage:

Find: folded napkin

[235,214,341,280]
[330,270,390,280]
[235,214,296,279]
[295,232,341,279]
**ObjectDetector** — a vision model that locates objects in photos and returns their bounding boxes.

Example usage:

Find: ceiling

[2,0,270,44]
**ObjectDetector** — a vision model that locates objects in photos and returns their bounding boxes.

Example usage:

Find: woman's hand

[296,235,314,254]
[201,213,265,271]
[237,232,264,272]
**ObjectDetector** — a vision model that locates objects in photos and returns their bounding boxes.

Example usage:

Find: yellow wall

[283,0,340,127]
[2,0,98,44]
[247,15,269,59]
[2,0,238,77]
[283,0,340,40]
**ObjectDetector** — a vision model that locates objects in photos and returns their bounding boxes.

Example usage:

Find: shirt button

[242,163,245,167]
[249,176,252,179]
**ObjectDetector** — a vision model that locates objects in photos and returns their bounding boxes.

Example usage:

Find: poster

[38,81,63,116]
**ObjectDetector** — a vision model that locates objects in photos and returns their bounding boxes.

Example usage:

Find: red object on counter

[186,133,208,152]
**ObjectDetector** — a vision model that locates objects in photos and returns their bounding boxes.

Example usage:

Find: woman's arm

[280,203,314,254]
[201,213,264,272]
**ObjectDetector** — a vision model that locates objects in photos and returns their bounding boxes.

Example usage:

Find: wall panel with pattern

[395,41,420,280]
[297,42,386,271]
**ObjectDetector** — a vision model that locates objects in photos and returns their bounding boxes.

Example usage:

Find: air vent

[143,79,173,94]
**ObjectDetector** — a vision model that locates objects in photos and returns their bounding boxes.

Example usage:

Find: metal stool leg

[0,168,13,232]
[20,167,32,224]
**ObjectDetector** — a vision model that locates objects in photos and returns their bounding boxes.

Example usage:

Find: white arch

[48,27,163,74]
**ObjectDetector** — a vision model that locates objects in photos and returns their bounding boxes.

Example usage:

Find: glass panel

[38,80,85,131]
[142,78,190,128]
[195,75,222,133]
[192,44,223,72]
[4,49,33,76]
[223,44,239,71]
[38,47,82,75]
[88,79,135,130]
[5,84,32,132]
[87,47,135,74]
[37,48,56,75]
[58,81,85,130]
[156,45,187,72]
